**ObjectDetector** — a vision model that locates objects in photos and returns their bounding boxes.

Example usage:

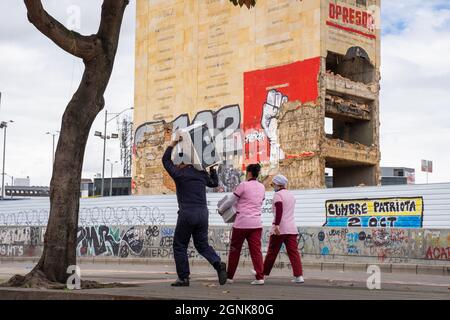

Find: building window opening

[326,48,376,84]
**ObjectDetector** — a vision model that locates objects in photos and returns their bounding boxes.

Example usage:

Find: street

[0,262,448,300]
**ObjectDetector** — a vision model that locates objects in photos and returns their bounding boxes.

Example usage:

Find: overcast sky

[0,0,449,186]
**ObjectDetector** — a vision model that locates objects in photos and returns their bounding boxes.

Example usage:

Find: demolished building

[133,0,381,194]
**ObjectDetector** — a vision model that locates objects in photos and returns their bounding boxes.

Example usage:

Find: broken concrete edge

[1,257,448,276]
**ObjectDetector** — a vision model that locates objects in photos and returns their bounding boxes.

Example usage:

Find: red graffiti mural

[426,247,450,261]
[243,58,320,164]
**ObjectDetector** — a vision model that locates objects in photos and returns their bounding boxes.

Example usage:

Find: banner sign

[324,197,424,228]
[421,160,433,173]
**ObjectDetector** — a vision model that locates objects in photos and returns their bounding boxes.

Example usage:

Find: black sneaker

[216,262,228,286]
[171,278,190,287]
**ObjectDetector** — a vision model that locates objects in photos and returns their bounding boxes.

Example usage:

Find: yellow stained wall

[134,0,323,127]
[133,0,382,193]
[322,0,381,65]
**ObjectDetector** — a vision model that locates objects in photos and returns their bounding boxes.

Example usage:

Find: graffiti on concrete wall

[2,225,449,263]
[243,58,321,166]
[0,227,44,257]
[76,225,165,258]
[77,225,121,257]
[324,197,424,228]
[173,105,242,164]
[424,230,450,261]
[283,227,448,263]
[426,247,450,261]
[134,105,243,193]
[135,104,242,159]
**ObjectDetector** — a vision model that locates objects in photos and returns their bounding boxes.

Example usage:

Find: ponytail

[246,163,261,179]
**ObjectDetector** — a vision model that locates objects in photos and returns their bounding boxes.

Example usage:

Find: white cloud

[380,1,450,183]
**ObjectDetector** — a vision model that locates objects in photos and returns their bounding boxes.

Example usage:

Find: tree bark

[35,59,112,283]
[2,0,129,287]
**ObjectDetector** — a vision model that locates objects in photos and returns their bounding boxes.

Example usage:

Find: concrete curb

[0,288,156,300]
[1,257,448,276]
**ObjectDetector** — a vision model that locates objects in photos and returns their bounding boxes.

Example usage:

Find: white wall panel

[0,183,449,229]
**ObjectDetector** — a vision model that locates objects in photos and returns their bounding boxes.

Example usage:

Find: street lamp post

[46,131,60,165]
[95,107,133,197]
[0,120,14,200]
[107,159,118,197]
[101,110,108,197]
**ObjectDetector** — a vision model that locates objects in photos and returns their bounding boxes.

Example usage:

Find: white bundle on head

[272,174,288,187]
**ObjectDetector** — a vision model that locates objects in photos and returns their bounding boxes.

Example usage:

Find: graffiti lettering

[325,197,424,228]
[76,226,120,257]
[426,247,450,261]
[160,236,174,248]
[135,105,242,163]
[0,245,24,257]
[0,225,448,265]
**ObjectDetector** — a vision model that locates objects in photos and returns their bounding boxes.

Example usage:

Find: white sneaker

[251,270,267,280]
[292,276,305,283]
[226,279,234,284]
[250,279,265,285]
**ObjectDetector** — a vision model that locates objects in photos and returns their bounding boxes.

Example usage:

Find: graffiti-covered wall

[0,227,44,258]
[1,225,448,264]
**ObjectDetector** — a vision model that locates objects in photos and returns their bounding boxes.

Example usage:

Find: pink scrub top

[233,179,265,229]
[271,189,298,235]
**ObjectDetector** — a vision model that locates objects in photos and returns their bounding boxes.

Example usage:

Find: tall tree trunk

[36,60,112,283]
[2,0,129,287]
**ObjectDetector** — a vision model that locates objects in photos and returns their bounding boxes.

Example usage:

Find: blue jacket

[162,146,219,212]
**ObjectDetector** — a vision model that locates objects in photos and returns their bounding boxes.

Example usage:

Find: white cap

[272,175,288,187]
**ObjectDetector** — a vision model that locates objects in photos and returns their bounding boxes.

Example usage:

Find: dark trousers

[263,234,303,277]
[227,228,264,280]
[173,208,221,280]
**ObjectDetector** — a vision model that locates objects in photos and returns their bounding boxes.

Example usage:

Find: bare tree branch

[97,0,130,52]
[24,0,101,60]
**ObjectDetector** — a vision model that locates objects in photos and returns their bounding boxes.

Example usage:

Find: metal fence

[0,183,449,228]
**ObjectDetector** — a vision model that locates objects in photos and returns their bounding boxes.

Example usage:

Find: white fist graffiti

[261,89,288,166]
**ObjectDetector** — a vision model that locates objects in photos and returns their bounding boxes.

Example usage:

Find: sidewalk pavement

[0,262,449,300]
[2,257,449,276]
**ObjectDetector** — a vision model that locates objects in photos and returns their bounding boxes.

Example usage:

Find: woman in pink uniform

[263,175,304,283]
[218,164,266,285]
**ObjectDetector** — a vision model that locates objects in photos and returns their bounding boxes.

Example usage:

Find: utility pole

[110,161,113,196]
[95,107,132,197]
[10,175,13,199]
[1,121,14,200]
[107,159,118,197]
[46,131,59,165]
[1,124,6,200]
[101,110,108,197]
